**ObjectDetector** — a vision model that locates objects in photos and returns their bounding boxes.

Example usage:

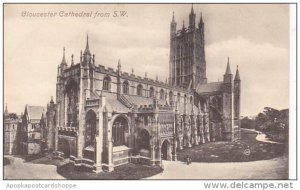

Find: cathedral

[46,7,241,172]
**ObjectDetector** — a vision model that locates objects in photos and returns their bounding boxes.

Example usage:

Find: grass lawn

[177,129,287,163]
[29,155,66,166]
[57,163,163,179]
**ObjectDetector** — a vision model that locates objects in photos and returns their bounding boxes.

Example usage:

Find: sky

[4,4,290,116]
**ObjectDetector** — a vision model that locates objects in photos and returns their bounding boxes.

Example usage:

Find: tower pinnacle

[234,65,240,81]
[225,57,232,75]
[172,11,175,22]
[200,12,203,23]
[191,4,194,14]
[189,4,196,28]
[5,103,8,114]
[118,59,121,70]
[50,96,54,104]
[84,34,91,55]
[61,47,67,65]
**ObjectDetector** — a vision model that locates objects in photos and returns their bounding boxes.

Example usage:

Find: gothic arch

[177,92,181,102]
[160,89,165,100]
[85,109,97,146]
[103,76,111,91]
[161,139,172,160]
[138,129,151,151]
[65,79,78,127]
[169,91,174,103]
[209,106,222,122]
[137,84,143,96]
[149,86,155,98]
[110,114,130,147]
[184,94,187,103]
[58,138,71,158]
[123,80,129,94]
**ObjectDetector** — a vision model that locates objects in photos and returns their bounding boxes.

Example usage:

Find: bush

[24,154,44,162]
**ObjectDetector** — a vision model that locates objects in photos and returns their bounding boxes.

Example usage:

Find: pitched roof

[26,105,45,120]
[196,82,224,94]
[102,92,129,113]
[122,94,166,107]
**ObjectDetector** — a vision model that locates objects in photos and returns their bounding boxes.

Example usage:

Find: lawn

[28,153,163,179]
[57,163,163,179]
[177,129,287,163]
[30,155,66,166]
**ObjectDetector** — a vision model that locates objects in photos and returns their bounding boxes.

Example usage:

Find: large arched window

[65,80,78,127]
[177,93,181,103]
[169,91,174,102]
[85,110,97,146]
[138,129,150,151]
[103,76,111,92]
[112,116,129,147]
[137,84,143,96]
[176,45,181,56]
[149,87,155,98]
[123,81,129,94]
[160,89,165,100]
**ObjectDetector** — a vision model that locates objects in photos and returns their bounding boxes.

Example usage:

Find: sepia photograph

[2,2,296,183]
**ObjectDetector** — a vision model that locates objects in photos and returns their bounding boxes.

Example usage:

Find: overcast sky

[4,4,290,116]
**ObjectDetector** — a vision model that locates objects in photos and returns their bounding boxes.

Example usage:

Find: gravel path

[4,156,65,179]
[147,156,288,179]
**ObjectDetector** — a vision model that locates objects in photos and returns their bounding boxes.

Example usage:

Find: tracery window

[160,89,165,100]
[169,91,174,102]
[65,80,78,127]
[112,117,129,146]
[149,87,155,98]
[137,84,143,96]
[123,81,129,94]
[177,93,181,102]
[103,76,111,91]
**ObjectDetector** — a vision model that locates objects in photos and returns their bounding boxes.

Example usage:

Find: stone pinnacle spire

[191,4,195,14]
[200,12,203,24]
[5,103,8,114]
[84,34,91,55]
[118,59,121,70]
[50,96,54,103]
[172,11,175,22]
[61,47,67,64]
[234,65,240,81]
[225,57,232,75]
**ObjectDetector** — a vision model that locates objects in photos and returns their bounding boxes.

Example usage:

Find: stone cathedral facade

[46,7,241,172]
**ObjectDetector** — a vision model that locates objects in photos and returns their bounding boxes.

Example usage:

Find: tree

[8,113,18,119]
[241,117,255,129]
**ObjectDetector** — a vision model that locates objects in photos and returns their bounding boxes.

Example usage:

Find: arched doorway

[209,106,223,141]
[138,129,150,150]
[161,140,171,160]
[138,129,151,157]
[58,138,71,158]
[85,110,97,146]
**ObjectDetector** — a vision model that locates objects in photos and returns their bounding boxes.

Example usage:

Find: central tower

[169,6,207,89]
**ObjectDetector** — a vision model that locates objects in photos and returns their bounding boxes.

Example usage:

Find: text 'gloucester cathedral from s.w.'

[45,6,241,172]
